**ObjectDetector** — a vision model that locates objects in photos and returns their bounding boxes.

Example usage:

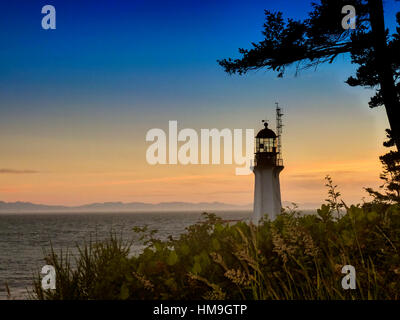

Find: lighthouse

[252,104,284,224]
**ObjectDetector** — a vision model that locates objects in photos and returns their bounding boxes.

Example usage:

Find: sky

[0,0,398,207]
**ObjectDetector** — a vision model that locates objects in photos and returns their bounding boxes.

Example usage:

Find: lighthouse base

[252,166,283,224]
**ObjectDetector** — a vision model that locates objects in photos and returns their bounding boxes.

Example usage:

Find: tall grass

[31,235,133,300]
[31,197,400,300]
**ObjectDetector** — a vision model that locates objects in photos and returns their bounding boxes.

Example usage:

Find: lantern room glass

[255,137,277,153]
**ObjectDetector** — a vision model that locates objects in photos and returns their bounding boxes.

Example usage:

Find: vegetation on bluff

[30,186,400,300]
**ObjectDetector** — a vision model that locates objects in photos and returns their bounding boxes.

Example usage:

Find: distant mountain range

[0,200,319,213]
[0,201,252,213]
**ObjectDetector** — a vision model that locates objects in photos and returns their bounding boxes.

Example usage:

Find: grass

[30,199,400,300]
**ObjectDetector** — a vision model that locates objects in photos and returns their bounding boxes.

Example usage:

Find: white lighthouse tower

[252,104,284,224]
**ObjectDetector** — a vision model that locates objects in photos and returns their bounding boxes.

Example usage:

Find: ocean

[0,211,250,300]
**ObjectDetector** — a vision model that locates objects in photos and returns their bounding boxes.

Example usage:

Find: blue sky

[0,0,397,119]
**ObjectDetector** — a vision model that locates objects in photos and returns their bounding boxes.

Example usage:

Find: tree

[218,0,400,151]
[365,129,400,203]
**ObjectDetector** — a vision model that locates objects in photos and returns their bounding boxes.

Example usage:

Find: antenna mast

[275,102,283,166]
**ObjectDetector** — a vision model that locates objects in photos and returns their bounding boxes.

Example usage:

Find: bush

[31,201,400,300]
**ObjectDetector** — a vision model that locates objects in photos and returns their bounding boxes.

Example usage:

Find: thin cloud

[288,170,356,179]
[0,169,38,174]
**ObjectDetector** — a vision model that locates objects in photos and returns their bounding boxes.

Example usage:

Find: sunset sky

[0,0,398,207]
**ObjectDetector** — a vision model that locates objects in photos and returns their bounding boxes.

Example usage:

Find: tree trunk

[368,0,400,151]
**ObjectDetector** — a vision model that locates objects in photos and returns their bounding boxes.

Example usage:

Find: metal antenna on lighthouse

[275,102,283,166]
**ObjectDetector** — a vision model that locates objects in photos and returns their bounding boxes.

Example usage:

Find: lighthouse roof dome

[256,122,276,138]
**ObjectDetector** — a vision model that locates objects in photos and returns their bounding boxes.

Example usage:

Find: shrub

[31,201,400,300]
